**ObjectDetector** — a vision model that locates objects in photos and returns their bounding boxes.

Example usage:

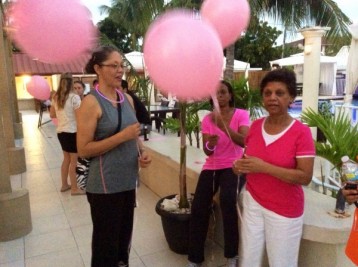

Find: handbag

[345,205,358,265]
[76,93,122,190]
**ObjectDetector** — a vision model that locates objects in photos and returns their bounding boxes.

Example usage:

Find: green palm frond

[231,78,263,120]
[301,108,358,176]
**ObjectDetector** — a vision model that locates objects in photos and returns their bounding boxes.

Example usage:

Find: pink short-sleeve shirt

[201,108,250,170]
[245,118,315,218]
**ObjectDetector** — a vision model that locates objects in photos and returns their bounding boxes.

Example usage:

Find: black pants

[87,190,135,267]
[188,169,244,264]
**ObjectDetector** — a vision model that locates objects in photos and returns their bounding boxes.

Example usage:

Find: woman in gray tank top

[77,46,152,267]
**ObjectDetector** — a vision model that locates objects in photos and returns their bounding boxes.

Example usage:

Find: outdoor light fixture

[304,44,312,55]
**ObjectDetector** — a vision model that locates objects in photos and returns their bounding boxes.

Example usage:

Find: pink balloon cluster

[201,0,250,48]
[144,10,223,100]
[26,76,51,100]
[143,0,250,100]
[9,0,97,64]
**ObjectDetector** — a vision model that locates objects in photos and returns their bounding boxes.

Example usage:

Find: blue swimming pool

[289,99,358,124]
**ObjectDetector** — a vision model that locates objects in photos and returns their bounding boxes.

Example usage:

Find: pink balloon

[143,10,223,100]
[201,0,250,48]
[9,0,97,64]
[26,76,51,100]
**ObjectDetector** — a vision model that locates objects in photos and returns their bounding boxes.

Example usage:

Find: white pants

[239,190,303,267]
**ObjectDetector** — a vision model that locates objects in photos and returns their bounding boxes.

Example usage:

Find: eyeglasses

[99,62,129,71]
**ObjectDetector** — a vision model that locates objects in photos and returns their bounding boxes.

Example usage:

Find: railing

[334,103,358,125]
[311,158,341,193]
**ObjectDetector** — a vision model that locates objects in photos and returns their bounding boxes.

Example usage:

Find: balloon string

[212,100,246,221]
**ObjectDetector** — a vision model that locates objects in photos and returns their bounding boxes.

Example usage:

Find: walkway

[0,110,226,267]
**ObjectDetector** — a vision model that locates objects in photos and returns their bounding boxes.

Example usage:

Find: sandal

[60,185,71,192]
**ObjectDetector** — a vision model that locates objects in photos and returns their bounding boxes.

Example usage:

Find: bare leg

[60,151,71,191]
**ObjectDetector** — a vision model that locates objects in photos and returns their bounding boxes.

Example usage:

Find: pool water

[289,99,358,124]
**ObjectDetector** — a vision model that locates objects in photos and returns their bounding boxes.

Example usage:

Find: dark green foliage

[231,78,263,120]
[234,18,283,70]
[97,18,132,53]
[301,108,358,179]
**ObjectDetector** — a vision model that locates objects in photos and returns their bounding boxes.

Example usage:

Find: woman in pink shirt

[187,81,250,267]
[233,69,315,267]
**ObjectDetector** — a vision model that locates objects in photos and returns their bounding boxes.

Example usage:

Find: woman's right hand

[121,122,141,141]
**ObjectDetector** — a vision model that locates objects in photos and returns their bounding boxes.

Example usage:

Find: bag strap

[116,92,122,132]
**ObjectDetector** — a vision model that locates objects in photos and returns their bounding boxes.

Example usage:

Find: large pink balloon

[143,10,223,100]
[9,0,97,64]
[26,76,51,100]
[201,0,250,48]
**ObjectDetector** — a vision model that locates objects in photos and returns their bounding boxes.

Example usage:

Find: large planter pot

[155,194,191,255]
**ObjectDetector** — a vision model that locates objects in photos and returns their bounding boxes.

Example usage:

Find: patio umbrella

[125,51,146,73]
[344,23,358,102]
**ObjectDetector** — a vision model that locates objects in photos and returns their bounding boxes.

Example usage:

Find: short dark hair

[260,68,297,98]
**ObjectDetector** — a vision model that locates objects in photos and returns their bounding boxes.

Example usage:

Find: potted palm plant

[301,108,358,213]
[155,78,263,254]
[155,101,192,254]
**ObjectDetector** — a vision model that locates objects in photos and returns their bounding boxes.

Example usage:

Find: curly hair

[260,68,297,98]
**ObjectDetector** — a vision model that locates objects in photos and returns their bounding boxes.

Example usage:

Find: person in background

[121,79,152,134]
[76,45,152,267]
[233,68,315,267]
[74,80,86,100]
[342,183,358,205]
[187,81,250,267]
[49,72,85,195]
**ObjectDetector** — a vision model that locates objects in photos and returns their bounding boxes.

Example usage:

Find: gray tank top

[86,90,139,194]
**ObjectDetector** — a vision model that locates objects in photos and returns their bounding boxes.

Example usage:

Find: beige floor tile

[26,248,84,267]
[0,239,24,265]
[71,224,92,248]
[27,213,70,237]
[139,249,187,267]
[24,229,77,258]
[0,260,24,267]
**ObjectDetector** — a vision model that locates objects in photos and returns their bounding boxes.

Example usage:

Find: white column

[344,23,358,103]
[299,27,330,139]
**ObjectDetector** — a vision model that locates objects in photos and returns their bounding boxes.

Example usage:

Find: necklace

[95,86,124,104]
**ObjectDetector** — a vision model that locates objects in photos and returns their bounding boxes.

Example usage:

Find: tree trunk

[224,44,235,81]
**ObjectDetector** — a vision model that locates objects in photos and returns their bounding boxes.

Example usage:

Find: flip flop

[71,190,86,196]
[60,185,71,192]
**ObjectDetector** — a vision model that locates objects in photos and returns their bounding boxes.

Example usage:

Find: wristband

[205,141,216,152]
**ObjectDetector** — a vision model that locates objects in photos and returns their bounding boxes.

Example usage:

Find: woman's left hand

[139,151,152,168]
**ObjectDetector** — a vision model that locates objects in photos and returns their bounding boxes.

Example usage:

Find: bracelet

[205,141,216,152]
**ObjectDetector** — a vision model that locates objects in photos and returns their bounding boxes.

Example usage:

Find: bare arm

[76,95,141,158]
[224,125,249,147]
[49,104,56,118]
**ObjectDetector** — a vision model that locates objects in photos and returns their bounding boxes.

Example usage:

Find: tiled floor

[0,110,226,267]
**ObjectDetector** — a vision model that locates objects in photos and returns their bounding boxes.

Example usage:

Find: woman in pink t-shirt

[187,81,250,267]
[233,69,315,267]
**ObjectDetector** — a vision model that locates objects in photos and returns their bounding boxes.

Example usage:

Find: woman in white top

[50,73,85,195]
